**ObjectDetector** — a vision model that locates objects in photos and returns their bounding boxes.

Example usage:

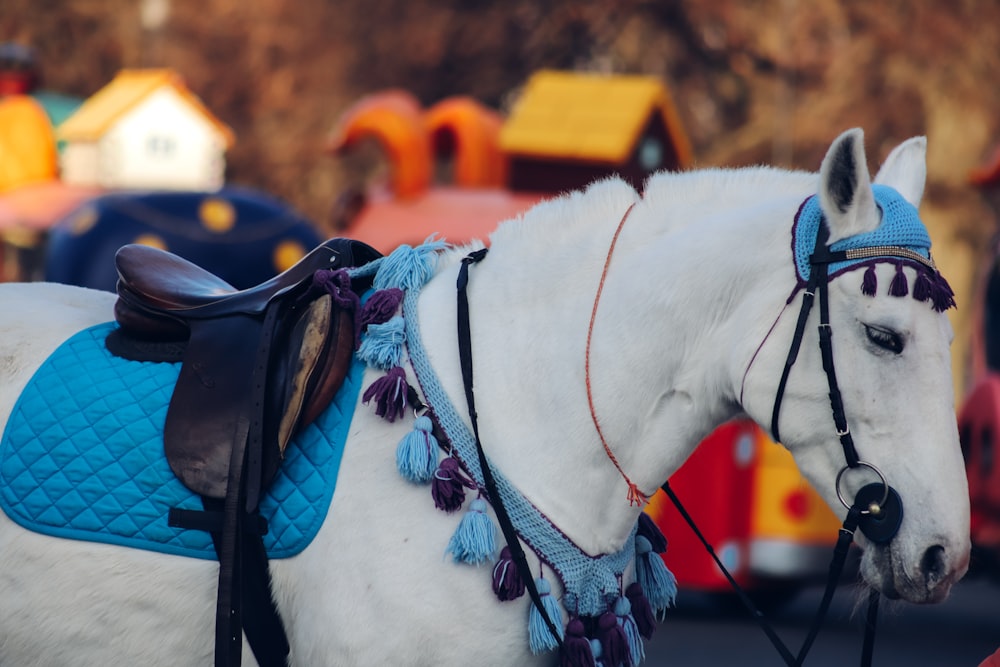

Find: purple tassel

[431,457,476,513]
[359,288,404,331]
[310,269,360,311]
[492,546,526,601]
[889,262,908,297]
[861,264,878,297]
[913,269,932,303]
[625,582,656,640]
[637,512,668,554]
[303,269,362,345]
[361,366,409,422]
[560,618,596,667]
[931,272,956,312]
[597,611,629,667]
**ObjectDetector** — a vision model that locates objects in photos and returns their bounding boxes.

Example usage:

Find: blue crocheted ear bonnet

[792,184,955,312]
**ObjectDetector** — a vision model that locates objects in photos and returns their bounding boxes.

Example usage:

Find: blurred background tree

[3,0,998,389]
[2,1,994,227]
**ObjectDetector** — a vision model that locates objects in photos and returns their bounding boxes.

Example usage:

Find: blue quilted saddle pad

[0,322,364,560]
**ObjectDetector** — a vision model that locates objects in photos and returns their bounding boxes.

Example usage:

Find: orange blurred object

[0,181,101,233]
[424,97,506,187]
[327,90,432,199]
[0,95,58,191]
[969,144,1000,187]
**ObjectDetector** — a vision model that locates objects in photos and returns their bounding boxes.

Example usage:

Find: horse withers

[0,128,969,665]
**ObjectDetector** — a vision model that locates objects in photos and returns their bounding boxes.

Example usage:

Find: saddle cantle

[110,237,380,667]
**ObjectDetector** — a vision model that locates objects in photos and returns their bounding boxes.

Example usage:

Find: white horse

[0,128,969,666]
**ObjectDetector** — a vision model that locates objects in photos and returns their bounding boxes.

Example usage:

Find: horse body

[0,129,970,665]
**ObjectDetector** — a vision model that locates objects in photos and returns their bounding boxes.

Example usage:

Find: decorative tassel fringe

[625,582,656,640]
[861,264,878,297]
[357,316,406,369]
[560,618,596,667]
[313,269,361,312]
[931,271,956,312]
[446,498,496,564]
[913,269,932,303]
[589,639,604,667]
[395,415,439,483]
[492,546,526,601]
[597,611,629,667]
[359,288,404,331]
[859,263,955,313]
[635,536,677,618]
[528,577,565,655]
[373,236,448,291]
[362,366,410,422]
[431,457,475,513]
[637,512,668,555]
[889,262,909,297]
[615,596,644,666]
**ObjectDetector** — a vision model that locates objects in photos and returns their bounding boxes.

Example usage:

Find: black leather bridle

[665,216,930,666]
[771,217,905,543]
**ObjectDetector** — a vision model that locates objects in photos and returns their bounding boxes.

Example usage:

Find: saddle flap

[164,315,263,499]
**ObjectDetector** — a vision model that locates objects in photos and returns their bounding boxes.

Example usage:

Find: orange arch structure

[424,97,506,188]
[0,95,57,192]
[326,90,432,199]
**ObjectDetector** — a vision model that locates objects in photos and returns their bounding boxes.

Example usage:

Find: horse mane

[478,166,820,257]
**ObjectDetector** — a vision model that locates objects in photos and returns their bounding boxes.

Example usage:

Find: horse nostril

[921,545,947,585]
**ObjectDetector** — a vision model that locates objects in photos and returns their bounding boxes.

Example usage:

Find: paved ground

[642,576,999,666]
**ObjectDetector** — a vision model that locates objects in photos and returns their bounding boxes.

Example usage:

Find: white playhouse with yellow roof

[57,69,234,191]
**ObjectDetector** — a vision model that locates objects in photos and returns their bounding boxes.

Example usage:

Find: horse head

[744,129,970,603]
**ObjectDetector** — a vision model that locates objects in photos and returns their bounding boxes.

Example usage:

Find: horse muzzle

[862,538,970,603]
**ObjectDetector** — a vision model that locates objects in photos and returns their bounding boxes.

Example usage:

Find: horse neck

[414,172,816,555]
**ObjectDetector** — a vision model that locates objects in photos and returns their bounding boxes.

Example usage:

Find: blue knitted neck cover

[402,286,637,615]
[347,239,677,663]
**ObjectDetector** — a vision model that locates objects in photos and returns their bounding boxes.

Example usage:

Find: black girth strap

[455,248,565,651]
[168,303,290,667]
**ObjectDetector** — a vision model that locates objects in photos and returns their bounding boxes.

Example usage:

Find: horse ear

[818,128,878,243]
[873,136,927,208]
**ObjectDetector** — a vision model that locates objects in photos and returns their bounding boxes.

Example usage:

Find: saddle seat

[115,239,357,339]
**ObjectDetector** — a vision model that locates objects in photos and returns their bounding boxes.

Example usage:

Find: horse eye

[864,324,904,354]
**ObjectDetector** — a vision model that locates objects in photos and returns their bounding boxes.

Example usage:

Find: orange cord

[584,203,648,507]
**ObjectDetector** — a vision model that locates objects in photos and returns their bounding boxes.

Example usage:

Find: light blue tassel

[615,596,644,665]
[528,576,564,654]
[635,536,677,618]
[373,236,448,291]
[589,638,604,667]
[357,316,405,369]
[395,415,439,483]
[446,498,496,564]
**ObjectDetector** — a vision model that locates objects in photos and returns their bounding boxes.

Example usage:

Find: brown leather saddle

[114,237,379,499]
[110,237,381,667]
